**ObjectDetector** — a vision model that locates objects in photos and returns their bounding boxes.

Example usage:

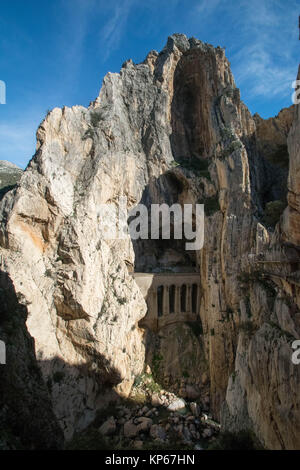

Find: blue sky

[0,0,298,168]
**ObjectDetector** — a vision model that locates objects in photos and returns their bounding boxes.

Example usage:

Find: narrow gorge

[0,34,299,450]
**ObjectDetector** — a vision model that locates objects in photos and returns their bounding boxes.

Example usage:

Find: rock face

[282,68,300,246]
[99,416,116,436]
[254,107,294,165]
[254,106,294,208]
[222,67,300,450]
[0,34,299,449]
[0,270,63,449]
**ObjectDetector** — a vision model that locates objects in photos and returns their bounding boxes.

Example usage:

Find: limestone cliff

[254,106,294,165]
[222,67,300,449]
[254,106,294,209]
[0,34,299,449]
[282,69,300,247]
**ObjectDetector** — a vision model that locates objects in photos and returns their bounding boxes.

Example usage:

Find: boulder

[99,416,116,436]
[136,417,153,432]
[150,424,166,441]
[151,393,164,406]
[167,398,186,411]
[124,420,139,438]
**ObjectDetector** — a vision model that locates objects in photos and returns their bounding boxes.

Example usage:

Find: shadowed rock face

[171,48,219,159]
[0,271,63,449]
[254,107,294,166]
[282,67,300,246]
[0,34,298,449]
[253,106,294,205]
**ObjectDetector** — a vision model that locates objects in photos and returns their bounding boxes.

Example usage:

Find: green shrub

[264,200,286,228]
[133,374,144,387]
[152,353,163,377]
[170,161,180,168]
[219,126,243,159]
[220,126,235,140]
[202,195,220,216]
[221,140,243,159]
[90,110,104,127]
[197,195,220,216]
[176,156,211,180]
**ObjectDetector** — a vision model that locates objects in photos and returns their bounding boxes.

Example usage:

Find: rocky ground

[67,373,220,450]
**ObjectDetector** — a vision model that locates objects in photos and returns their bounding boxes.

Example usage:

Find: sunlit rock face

[0,35,299,448]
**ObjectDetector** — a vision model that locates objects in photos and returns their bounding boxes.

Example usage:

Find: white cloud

[58,0,97,87]
[195,0,221,15]
[191,0,298,103]
[230,0,298,101]
[99,0,135,61]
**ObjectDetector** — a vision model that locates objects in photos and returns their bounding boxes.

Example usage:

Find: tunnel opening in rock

[131,171,198,274]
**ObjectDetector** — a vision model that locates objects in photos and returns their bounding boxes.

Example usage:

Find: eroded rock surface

[222,67,300,449]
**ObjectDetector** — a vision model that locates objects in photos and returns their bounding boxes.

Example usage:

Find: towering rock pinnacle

[0,34,298,449]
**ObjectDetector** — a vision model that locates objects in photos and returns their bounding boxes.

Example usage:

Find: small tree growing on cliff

[264,200,286,228]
